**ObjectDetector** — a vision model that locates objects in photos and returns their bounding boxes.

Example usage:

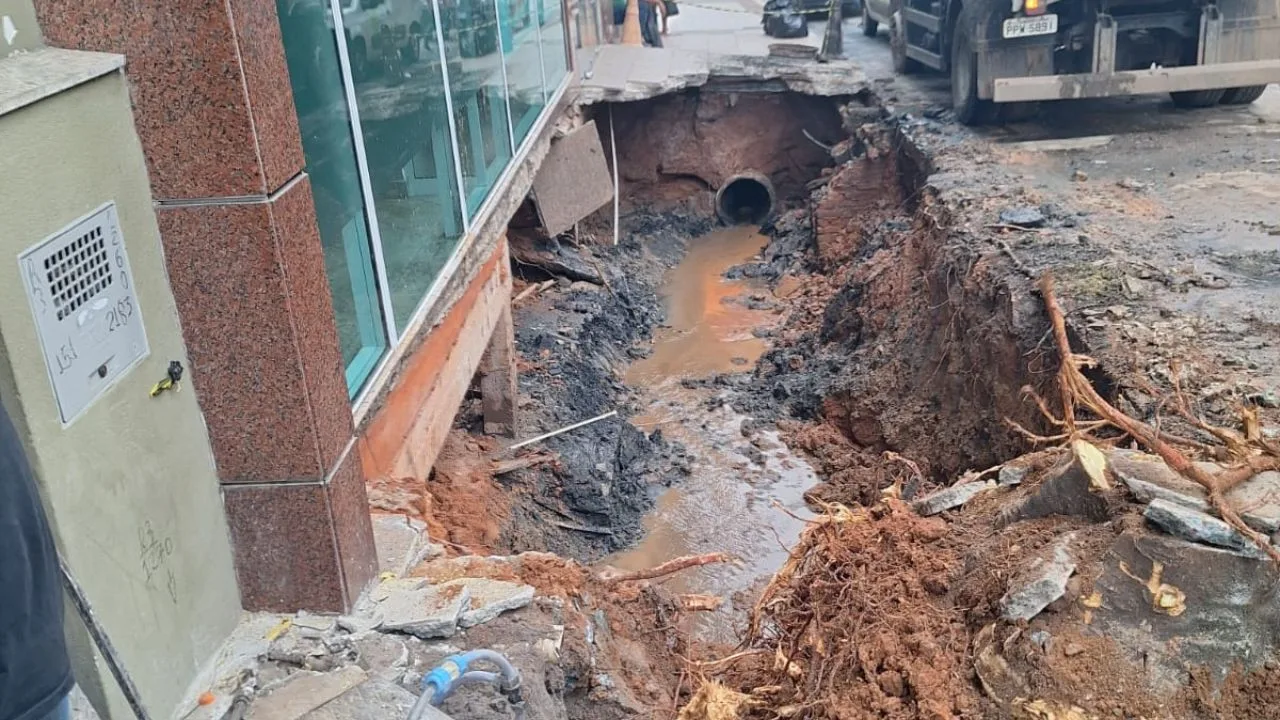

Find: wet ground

[608,225,818,642]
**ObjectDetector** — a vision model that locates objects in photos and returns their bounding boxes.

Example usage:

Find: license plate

[1002,13,1058,38]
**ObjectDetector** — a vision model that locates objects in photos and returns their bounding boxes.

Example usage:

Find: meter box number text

[19,202,149,425]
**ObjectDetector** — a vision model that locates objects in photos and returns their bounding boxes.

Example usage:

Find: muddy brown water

[609,225,818,642]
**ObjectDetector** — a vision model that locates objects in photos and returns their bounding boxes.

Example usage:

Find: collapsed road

[225,29,1280,720]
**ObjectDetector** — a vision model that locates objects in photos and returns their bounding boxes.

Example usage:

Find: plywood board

[532,120,614,236]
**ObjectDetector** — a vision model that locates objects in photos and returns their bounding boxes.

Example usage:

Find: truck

[860,0,1280,123]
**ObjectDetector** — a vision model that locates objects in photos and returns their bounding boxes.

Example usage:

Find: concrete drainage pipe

[715,172,776,225]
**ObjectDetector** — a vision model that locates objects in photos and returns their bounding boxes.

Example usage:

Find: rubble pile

[184,516,687,720]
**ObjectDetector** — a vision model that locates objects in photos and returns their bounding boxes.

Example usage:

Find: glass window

[343,0,468,331]
[277,0,388,397]
[441,0,515,216]
[498,0,546,148]
[538,0,569,88]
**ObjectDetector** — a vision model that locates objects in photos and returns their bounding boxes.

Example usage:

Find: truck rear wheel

[1221,85,1268,105]
[951,6,995,125]
[1170,89,1227,108]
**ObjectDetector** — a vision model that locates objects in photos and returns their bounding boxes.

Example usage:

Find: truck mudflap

[992,59,1280,102]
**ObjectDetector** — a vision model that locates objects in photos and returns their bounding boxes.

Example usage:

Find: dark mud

[491,211,714,561]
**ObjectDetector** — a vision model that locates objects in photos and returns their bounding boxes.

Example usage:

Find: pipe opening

[715,173,776,225]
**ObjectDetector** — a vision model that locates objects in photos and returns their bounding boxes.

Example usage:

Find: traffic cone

[621,0,643,45]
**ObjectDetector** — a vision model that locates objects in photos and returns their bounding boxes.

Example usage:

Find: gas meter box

[19,202,149,425]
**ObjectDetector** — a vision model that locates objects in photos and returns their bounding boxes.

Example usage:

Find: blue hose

[409,650,525,720]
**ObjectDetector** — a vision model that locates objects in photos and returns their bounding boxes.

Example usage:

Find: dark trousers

[639,2,663,46]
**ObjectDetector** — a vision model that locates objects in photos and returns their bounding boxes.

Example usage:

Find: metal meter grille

[19,202,149,425]
[46,225,114,321]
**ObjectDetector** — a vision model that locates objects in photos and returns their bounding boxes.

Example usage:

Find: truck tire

[1221,85,1268,105]
[951,5,995,125]
[889,3,921,73]
[1170,89,1227,108]
[862,2,878,36]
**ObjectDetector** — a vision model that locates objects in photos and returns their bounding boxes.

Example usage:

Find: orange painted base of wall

[358,240,512,484]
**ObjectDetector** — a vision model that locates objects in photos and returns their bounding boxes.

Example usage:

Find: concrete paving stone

[370,577,428,603]
[378,582,470,639]
[292,612,337,633]
[372,514,427,577]
[337,612,383,635]
[1144,498,1270,558]
[246,666,368,720]
[1225,470,1280,533]
[351,633,411,680]
[999,534,1077,622]
[912,480,995,516]
[441,578,537,628]
[302,678,454,720]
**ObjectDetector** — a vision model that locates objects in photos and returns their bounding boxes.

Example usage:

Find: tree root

[598,552,732,583]
[1037,275,1280,563]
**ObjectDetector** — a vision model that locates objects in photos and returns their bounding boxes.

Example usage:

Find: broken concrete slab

[998,534,1077,622]
[292,612,337,633]
[1000,444,1112,526]
[1111,450,1280,533]
[1093,531,1280,690]
[912,480,995,516]
[442,578,537,628]
[246,666,368,720]
[378,582,470,639]
[1225,470,1280,533]
[1143,498,1270,558]
[302,678,425,720]
[575,47,868,104]
[372,515,440,579]
[532,121,614,236]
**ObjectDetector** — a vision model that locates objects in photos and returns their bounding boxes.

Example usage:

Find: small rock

[912,481,995,516]
[877,670,906,697]
[1249,390,1280,409]
[1117,177,1148,191]
[1071,169,1089,182]
[444,578,536,628]
[999,206,1046,228]
[1143,498,1269,557]
[999,535,1077,622]
[1029,630,1052,651]
[998,466,1028,487]
[1063,642,1084,657]
[378,582,470,639]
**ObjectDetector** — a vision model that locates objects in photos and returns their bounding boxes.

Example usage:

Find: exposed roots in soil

[1033,275,1280,562]
[685,500,977,720]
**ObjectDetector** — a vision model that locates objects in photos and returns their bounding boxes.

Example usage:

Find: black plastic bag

[762,0,808,37]
[664,0,680,16]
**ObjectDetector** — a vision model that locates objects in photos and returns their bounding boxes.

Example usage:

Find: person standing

[0,398,73,720]
[639,0,663,46]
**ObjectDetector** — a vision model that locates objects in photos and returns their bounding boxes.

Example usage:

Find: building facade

[32,0,598,616]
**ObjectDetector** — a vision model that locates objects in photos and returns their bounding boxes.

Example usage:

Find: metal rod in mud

[610,104,620,246]
[508,410,619,451]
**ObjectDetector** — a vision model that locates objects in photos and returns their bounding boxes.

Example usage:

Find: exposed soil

[416,77,1280,720]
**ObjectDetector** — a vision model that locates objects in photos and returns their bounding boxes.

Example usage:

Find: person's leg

[660,2,669,34]
[638,1,654,45]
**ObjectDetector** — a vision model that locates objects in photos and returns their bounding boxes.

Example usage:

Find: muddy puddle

[609,225,818,642]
